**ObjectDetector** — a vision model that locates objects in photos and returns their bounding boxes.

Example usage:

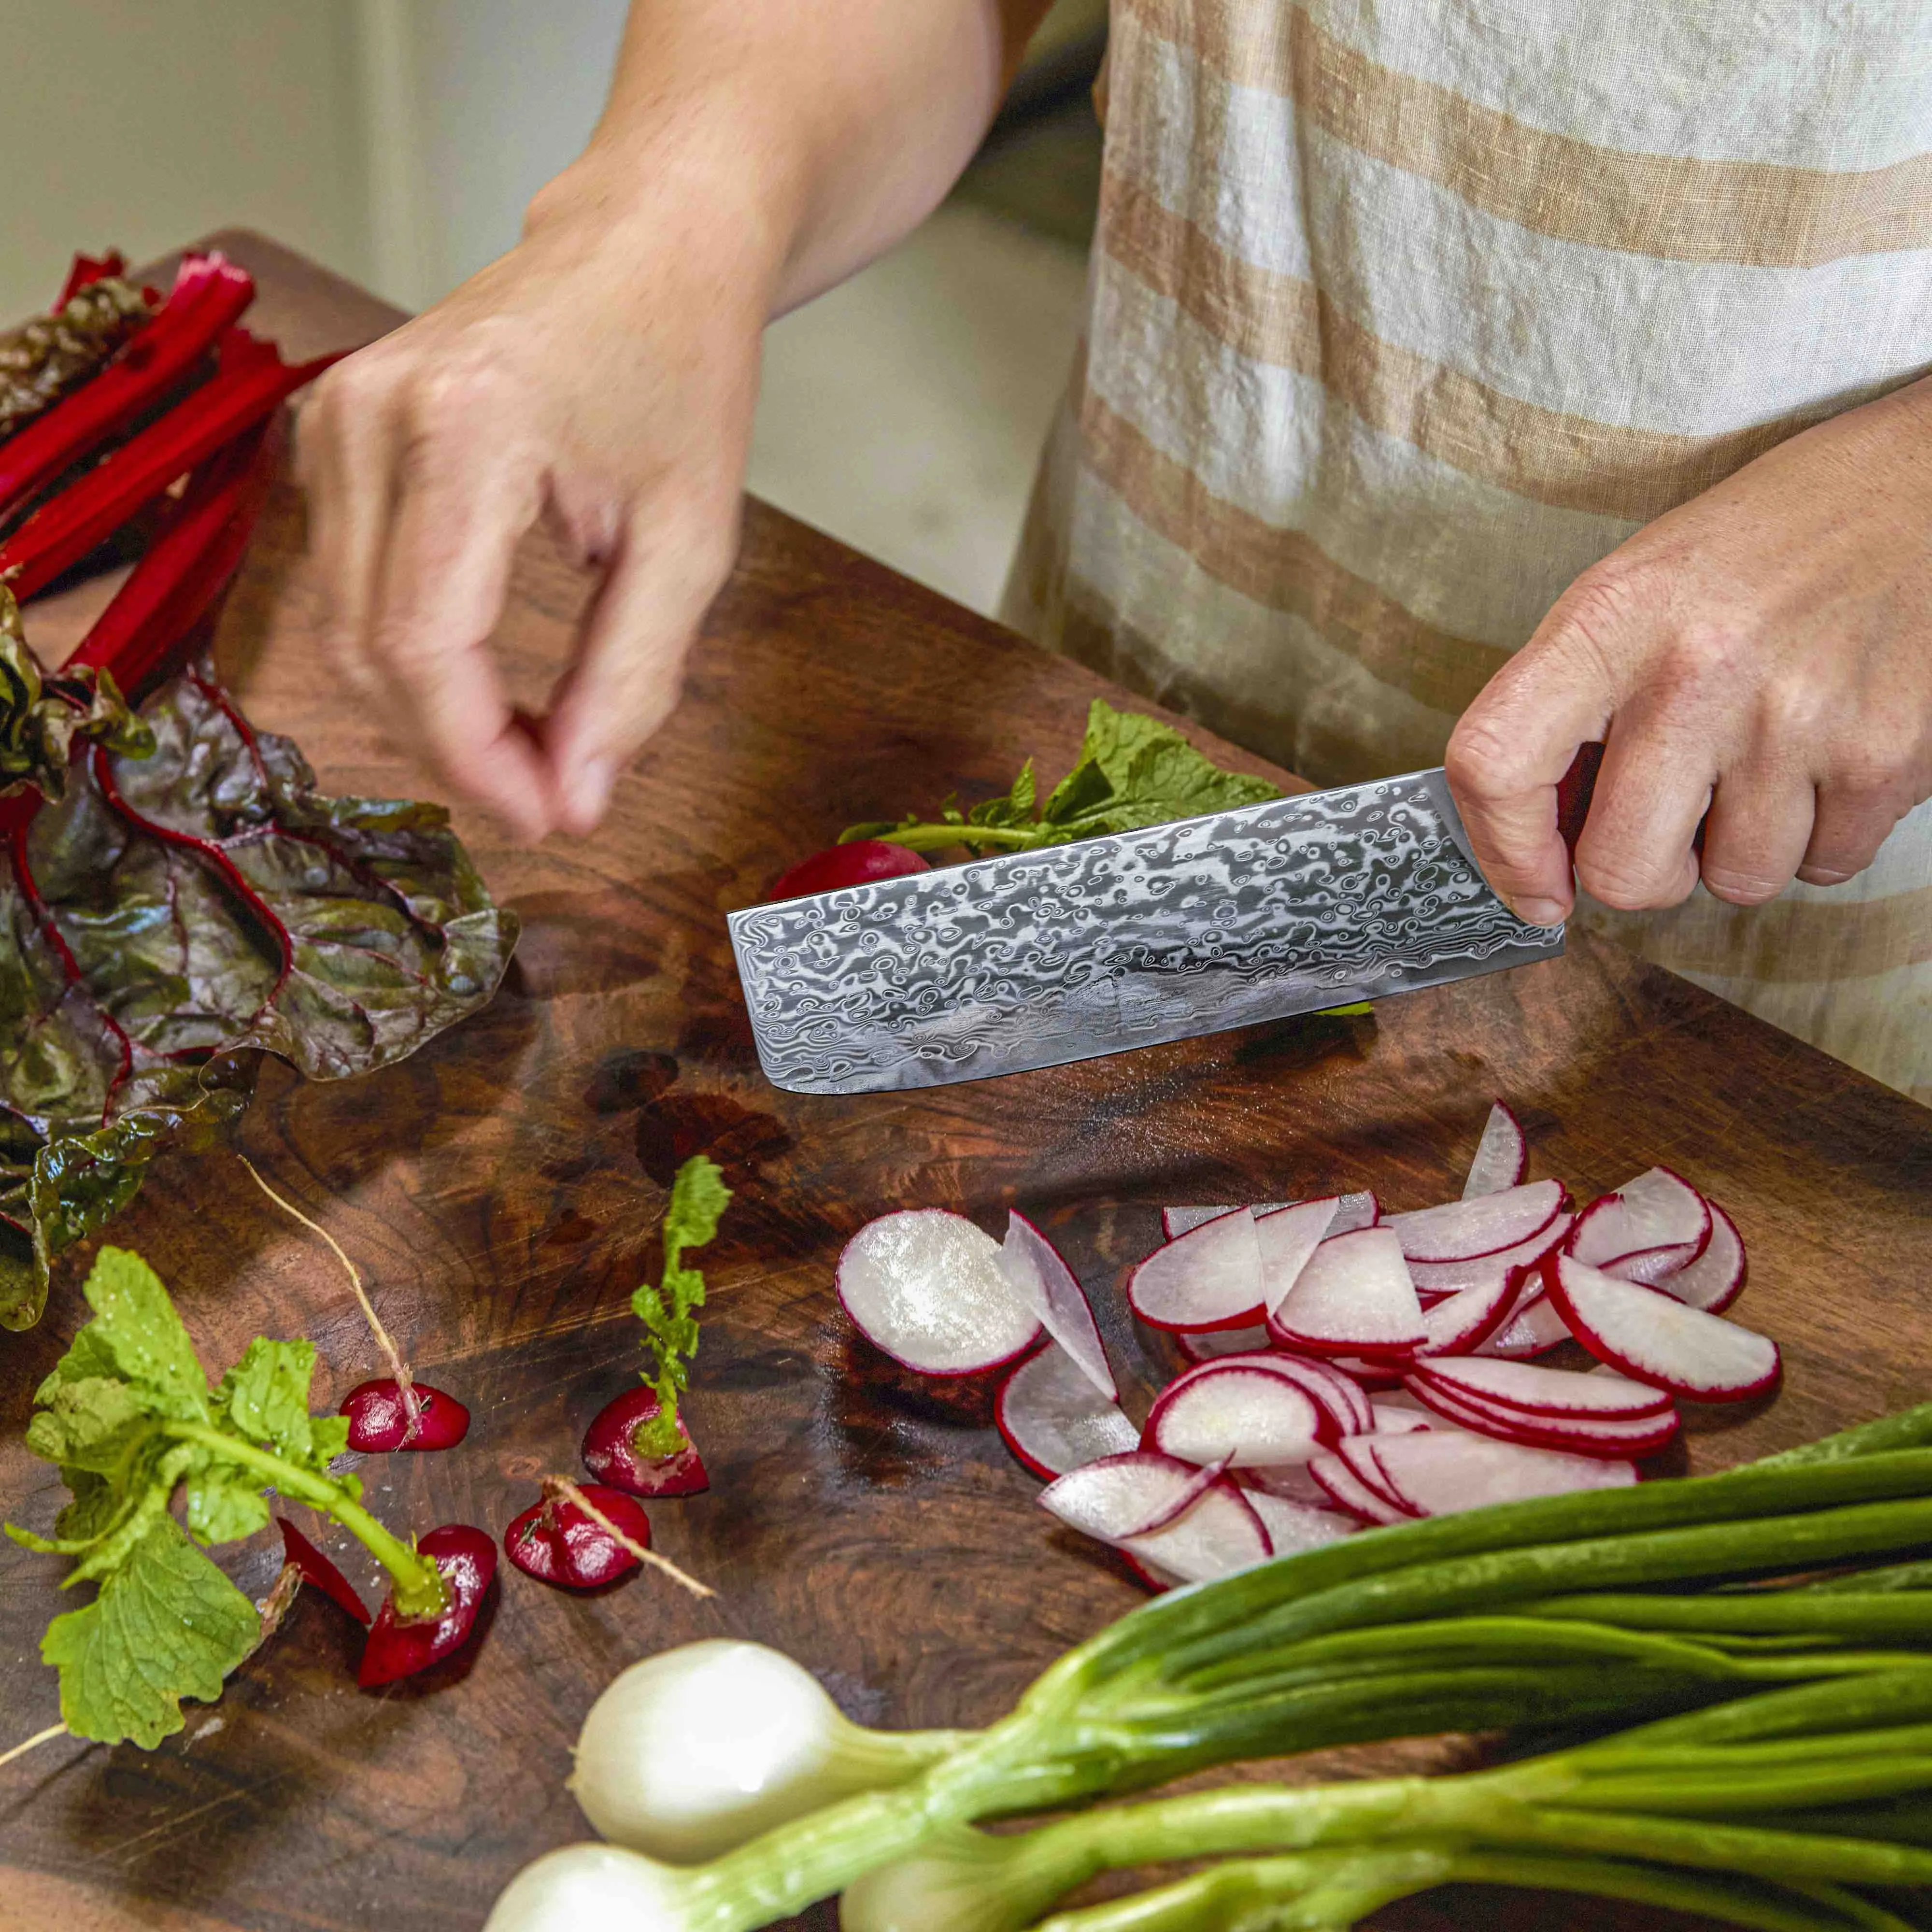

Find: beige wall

[0,1,372,319]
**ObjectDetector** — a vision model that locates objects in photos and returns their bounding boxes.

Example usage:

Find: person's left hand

[1445,374,1932,926]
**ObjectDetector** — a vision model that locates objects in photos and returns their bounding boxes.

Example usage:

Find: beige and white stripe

[1005,0,1932,1102]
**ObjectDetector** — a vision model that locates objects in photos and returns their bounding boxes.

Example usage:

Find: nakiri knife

[727,764,1572,1097]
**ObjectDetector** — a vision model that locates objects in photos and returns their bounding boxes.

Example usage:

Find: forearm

[529,0,1053,315]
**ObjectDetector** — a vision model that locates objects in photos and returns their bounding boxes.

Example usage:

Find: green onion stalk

[487,1407,1932,1932]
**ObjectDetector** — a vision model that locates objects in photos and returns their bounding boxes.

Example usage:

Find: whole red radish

[504,1481,653,1590]
[358,1525,497,1688]
[276,1517,370,1624]
[768,840,928,901]
[340,1378,470,1452]
[582,1386,709,1498]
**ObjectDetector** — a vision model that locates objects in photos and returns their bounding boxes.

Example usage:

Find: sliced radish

[1654,1200,1748,1315]
[995,1344,1139,1480]
[1370,1394,1446,1435]
[1384,1179,1566,1264]
[1178,1324,1272,1363]
[1569,1169,1711,1276]
[1409,1212,1574,1296]
[1269,1228,1425,1357]
[1474,1288,1572,1359]
[1161,1203,1290,1238]
[1327,1191,1381,1234]
[1242,1489,1356,1556]
[1321,1355,1409,1389]
[1120,1454,1236,1536]
[1414,1357,1671,1420]
[1144,1364,1329,1467]
[1223,1349,1375,1436]
[1546,1253,1780,1403]
[1040,1452,1273,1583]
[1255,1197,1340,1314]
[1337,1437,1415,1516]
[1462,1102,1528,1198]
[1414,1268,1520,1357]
[1128,1208,1265,1333]
[1307,1450,1408,1525]
[1368,1431,1639,1518]
[1241,1462,1336,1506]
[1599,1243,1700,1287]
[838,1210,1041,1375]
[1402,1379,1677,1459]
[1000,1212,1116,1400]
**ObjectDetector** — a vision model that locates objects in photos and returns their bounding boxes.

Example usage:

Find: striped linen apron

[1003,0,1932,1104]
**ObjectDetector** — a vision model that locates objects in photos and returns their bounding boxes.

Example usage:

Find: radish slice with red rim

[1119,1454,1236,1536]
[995,1343,1139,1480]
[1039,1451,1273,1582]
[1242,1489,1356,1556]
[1402,1379,1678,1459]
[1336,1437,1415,1516]
[1269,1228,1425,1358]
[1178,1323,1272,1363]
[837,1209,1042,1377]
[1128,1208,1266,1333]
[1307,1450,1407,1525]
[1384,1179,1566,1264]
[1413,1356,1671,1419]
[1209,1348,1373,1437]
[1414,1268,1521,1357]
[1255,1197,1341,1314]
[1654,1200,1748,1315]
[1462,1102,1528,1198]
[1367,1432,1639,1519]
[1546,1253,1779,1402]
[1370,1395,1444,1435]
[1600,1242,1702,1287]
[1144,1364,1331,1467]
[1001,1212,1115,1400]
[1474,1288,1571,1358]
[1568,1169,1711,1274]
[1240,1461,1335,1506]
[1408,1212,1573,1295]
[1162,1192,1374,1240]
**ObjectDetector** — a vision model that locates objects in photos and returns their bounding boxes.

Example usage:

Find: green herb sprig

[631,1155,733,1458]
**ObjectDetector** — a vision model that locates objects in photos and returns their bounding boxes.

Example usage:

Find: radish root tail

[543,1475,716,1600]
[240,1155,420,1429]
[0,1722,67,1771]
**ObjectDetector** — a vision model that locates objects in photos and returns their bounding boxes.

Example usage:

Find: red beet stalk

[0,251,253,522]
[0,326,336,601]
[67,421,274,699]
[358,1525,496,1688]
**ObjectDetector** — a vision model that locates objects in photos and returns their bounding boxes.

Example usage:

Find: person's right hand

[296,157,773,841]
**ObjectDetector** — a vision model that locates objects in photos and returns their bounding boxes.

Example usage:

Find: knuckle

[1445,714,1531,802]
[1700,861,1788,907]
[1577,847,1693,912]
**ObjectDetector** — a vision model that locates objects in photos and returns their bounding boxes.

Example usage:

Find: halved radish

[1256,1198,1341,1314]
[1242,1489,1356,1556]
[1307,1450,1407,1525]
[1402,1379,1678,1459]
[1270,1228,1426,1358]
[1413,1356,1671,1420]
[1568,1169,1711,1276]
[1462,1101,1528,1198]
[1178,1324,1272,1363]
[1654,1199,1748,1315]
[1474,1288,1572,1359]
[1368,1431,1639,1518]
[838,1210,1041,1375]
[1128,1208,1266,1333]
[1408,1212,1574,1296]
[995,1344,1139,1480]
[1039,1452,1273,1583]
[1144,1364,1330,1467]
[1546,1252,1780,1403]
[1000,1212,1116,1400]
[1413,1268,1521,1358]
[1384,1180,1565,1264]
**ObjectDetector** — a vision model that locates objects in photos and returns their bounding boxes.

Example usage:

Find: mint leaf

[72,1247,209,1423]
[632,1155,732,1454]
[43,1515,258,1747]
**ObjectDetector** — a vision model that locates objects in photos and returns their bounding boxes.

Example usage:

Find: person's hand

[1445,376,1932,925]
[296,159,772,841]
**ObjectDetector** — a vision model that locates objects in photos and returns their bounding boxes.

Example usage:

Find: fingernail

[570,755,613,829]
[1514,897,1567,928]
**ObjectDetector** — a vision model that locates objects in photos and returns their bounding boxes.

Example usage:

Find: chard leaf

[0,588,152,802]
[0,273,150,442]
[0,653,518,1330]
[42,1513,259,1747]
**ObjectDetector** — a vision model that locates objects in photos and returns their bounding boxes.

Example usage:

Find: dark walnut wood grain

[1,233,1928,1932]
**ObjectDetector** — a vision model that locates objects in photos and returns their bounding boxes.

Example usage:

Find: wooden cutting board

[0,233,1927,1932]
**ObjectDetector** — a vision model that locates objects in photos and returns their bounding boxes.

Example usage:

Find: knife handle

[1555,741,1708,862]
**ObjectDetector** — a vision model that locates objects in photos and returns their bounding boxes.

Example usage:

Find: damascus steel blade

[728,767,1561,1095]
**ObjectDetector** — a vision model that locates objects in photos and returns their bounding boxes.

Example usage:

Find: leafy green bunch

[631,1155,733,1458]
[842,698,1282,856]
[5,1246,443,1747]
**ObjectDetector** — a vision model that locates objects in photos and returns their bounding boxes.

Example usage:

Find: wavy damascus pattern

[729,769,1561,1094]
